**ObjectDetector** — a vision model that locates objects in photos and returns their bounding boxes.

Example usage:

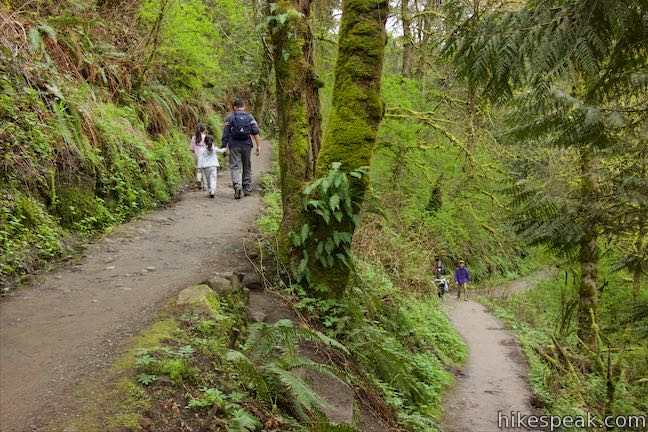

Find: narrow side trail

[0,144,272,432]
[443,272,549,432]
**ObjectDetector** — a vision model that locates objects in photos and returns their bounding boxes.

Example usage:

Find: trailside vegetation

[442,0,648,422]
[2,0,646,430]
[443,0,648,351]
[0,0,267,292]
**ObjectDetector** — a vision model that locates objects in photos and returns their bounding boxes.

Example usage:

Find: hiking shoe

[243,190,253,197]
[209,193,214,199]
[234,186,242,199]
[464,297,468,301]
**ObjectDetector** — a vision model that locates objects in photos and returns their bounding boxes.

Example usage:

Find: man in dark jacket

[221,99,262,199]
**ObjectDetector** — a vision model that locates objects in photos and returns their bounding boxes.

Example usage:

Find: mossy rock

[176,284,220,318]
[207,272,245,295]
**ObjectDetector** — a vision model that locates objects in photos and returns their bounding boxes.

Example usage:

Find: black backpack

[229,112,253,140]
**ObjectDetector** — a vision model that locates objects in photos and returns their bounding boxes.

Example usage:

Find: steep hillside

[0,0,265,292]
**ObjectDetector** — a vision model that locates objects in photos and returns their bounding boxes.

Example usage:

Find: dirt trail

[443,272,550,432]
[0,145,272,432]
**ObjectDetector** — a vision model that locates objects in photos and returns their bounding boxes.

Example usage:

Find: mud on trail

[0,145,272,432]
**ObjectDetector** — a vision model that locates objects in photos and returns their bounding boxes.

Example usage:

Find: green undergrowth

[360,74,539,287]
[258,144,282,237]
[281,258,466,431]
[0,77,194,291]
[1,0,250,292]
[479,265,647,430]
[51,289,252,431]
[58,281,365,431]
[257,168,467,431]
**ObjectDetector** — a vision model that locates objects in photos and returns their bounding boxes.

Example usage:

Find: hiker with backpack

[221,99,261,199]
[433,258,449,298]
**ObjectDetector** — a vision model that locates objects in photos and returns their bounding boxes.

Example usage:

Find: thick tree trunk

[401,0,413,77]
[577,149,599,351]
[312,0,389,295]
[271,0,322,256]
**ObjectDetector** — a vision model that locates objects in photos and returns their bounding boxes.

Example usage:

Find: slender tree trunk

[271,0,322,257]
[135,0,171,90]
[578,231,599,350]
[462,79,477,179]
[312,0,389,295]
[253,48,273,128]
[251,2,272,126]
[631,231,643,303]
[401,0,413,77]
[632,212,645,303]
[414,0,434,79]
[577,148,599,351]
[632,272,640,303]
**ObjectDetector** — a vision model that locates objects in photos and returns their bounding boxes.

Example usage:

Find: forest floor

[442,270,552,432]
[0,145,273,432]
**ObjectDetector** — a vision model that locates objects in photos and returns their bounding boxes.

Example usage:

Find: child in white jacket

[198,135,227,198]
[190,123,207,186]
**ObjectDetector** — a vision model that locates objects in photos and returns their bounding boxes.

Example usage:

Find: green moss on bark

[315,0,387,200]
[272,0,322,258]
[311,0,388,295]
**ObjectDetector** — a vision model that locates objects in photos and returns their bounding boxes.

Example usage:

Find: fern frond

[287,359,348,386]
[228,408,262,432]
[28,27,42,53]
[225,350,275,403]
[349,328,426,403]
[262,364,330,418]
[244,320,349,363]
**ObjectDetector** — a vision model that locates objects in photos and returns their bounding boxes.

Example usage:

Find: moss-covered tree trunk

[577,149,599,351]
[312,0,389,295]
[271,0,322,256]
